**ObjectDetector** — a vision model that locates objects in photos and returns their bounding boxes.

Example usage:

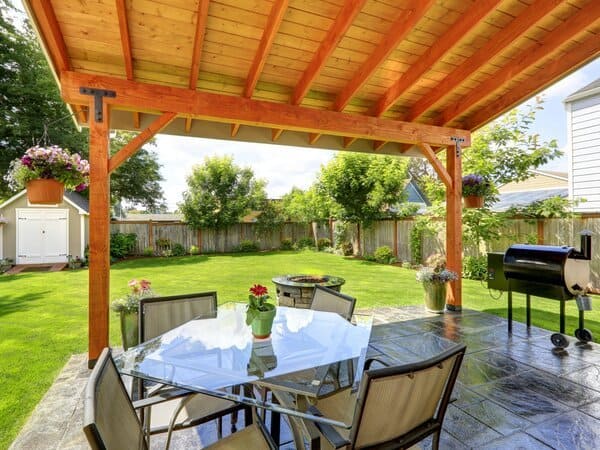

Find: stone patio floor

[9,305,600,449]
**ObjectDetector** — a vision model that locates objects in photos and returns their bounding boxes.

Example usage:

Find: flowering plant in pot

[462,174,491,208]
[111,279,154,349]
[246,284,276,339]
[416,254,458,313]
[6,145,89,204]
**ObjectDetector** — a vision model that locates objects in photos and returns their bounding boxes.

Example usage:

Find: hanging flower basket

[26,179,65,204]
[6,145,89,205]
[462,174,491,209]
[463,195,484,209]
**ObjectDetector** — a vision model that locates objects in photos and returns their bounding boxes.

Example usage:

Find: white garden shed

[565,77,600,212]
[0,191,89,264]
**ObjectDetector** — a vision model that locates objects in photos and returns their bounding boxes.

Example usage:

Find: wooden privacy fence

[111,215,600,286]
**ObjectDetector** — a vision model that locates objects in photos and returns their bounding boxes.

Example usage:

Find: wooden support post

[329,218,334,244]
[148,220,154,249]
[537,219,544,245]
[197,228,202,252]
[393,219,398,258]
[445,144,462,310]
[88,101,111,367]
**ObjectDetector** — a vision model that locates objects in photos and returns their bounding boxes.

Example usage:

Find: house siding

[0,194,87,262]
[568,94,600,212]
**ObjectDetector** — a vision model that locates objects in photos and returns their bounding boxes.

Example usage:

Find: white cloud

[155,135,336,210]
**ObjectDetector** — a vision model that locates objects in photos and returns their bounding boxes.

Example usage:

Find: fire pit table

[272,274,346,309]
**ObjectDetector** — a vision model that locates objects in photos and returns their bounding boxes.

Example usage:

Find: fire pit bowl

[272,274,346,309]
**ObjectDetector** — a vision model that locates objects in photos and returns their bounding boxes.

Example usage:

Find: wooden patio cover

[23,0,600,363]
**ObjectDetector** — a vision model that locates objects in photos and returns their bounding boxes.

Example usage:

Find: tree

[109,132,165,212]
[317,153,409,226]
[0,1,87,199]
[179,155,266,231]
[281,186,335,245]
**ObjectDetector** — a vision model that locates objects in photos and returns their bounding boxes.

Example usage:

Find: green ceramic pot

[251,305,277,339]
[423,282,447,314]
[119,310,139,350]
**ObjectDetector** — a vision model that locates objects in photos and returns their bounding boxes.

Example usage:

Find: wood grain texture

[445,144,462,309]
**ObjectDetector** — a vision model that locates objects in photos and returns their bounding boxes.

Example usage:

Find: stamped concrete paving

[10,306,600,449]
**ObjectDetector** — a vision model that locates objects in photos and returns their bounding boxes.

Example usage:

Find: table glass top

[115,303,372,425]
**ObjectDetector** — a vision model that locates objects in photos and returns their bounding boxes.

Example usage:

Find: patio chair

[83,348,277,450]
[310,285,356,320]
[138,292,250,446]
[305,343,466,450]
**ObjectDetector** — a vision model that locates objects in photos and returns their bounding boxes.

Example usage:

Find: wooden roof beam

[189,0,209,91]
[244,0,289,98]
[60,71,470,148]
[441,3,600,126]
[115,0,139,128]
[28,0,86,124]
[292,0,367,106]
[404,0,563,122]
[108,112,177,174]
[465,30,600,131]
[333,0,435,112]
[373,0,501,117]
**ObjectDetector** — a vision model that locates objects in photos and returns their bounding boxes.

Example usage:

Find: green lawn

[1,250,599,449]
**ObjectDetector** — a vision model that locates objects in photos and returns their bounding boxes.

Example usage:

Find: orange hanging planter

[26,179,65,204]
[463,195,484,209]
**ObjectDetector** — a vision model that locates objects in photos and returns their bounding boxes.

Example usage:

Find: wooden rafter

[115,0,139,128]
[108,112,177,173]
[343,137,357,148]
[231,123,241,137]
[333,0,435,112]
[292,0,367,106]
[28,0,87,124]
[440,3,600,126]
[373,0,502,117]
[132,112,140,129]
[404,0,562,122]
[465,30,600,130]
[272,129,284,141]
[61,71,471,148]
[186,0,210,134]
[244,0,289,98]
[308,133,320,145]
[417,143,452,189]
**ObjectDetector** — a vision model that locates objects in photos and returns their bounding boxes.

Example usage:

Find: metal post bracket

[450,136,465,157]
[79,87,116,123]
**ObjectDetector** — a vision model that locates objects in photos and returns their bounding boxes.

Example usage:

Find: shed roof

[23,1,600,156]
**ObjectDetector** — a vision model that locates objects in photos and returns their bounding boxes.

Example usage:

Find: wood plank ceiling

[24,0,600,155]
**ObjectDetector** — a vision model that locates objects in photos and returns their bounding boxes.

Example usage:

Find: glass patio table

[115,302,373,430]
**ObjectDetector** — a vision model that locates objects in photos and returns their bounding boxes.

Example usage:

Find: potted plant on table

[111,279,154,350]
[6,145,89,204]
[416,254,458,313]
[246,284,277,339]
[462,174,491,208]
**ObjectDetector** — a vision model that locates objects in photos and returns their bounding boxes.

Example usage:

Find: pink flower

[128,279,140,293]
[139,279,151,291]
[75,183,86,192]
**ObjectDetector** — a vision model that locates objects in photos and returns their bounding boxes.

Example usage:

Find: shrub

[280,238,293,250]
[143,246,154,257]
[317,238,331,251]
[338,241,353,256]
[235,240,259,252]
[0,258,13,273]
[462,255,488,280]
[172,243,186,256]
[373,246,395,264]
[110,232,137,259]
[295,237,315,250]
[189,245,200,255]
[362,253,376,262]
[161,249,173,257]
[401,261,412,269]
[155,237,171,252]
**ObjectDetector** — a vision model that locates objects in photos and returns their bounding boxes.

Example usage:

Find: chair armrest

[132,387,192,409]
[306,406,351,449]
[363,357,391,370]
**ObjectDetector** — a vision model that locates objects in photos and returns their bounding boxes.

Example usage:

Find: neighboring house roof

[120,213,183,222]
[0,190,89,214]
[564,77,600,103]
[493,170,568,211]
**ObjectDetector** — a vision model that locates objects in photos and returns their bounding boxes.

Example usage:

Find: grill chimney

[576,230,592,260]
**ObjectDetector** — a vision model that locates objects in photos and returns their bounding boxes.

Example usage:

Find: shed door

[17,209,69,264]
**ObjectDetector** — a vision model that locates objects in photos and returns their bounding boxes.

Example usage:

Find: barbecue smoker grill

[487,231,593,349]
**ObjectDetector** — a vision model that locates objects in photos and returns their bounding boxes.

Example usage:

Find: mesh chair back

[83,348,147,450]
[310,285,356,320]
[140,292,217,341]
[351,344,466,449]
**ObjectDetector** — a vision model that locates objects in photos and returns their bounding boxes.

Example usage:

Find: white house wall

[569,94,600,213]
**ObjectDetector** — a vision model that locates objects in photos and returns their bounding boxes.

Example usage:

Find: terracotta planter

[26,179,64,204]
[251,305,277,339]
[463,195,484,208]
[423,282,447,313]
[119,311,139,350]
